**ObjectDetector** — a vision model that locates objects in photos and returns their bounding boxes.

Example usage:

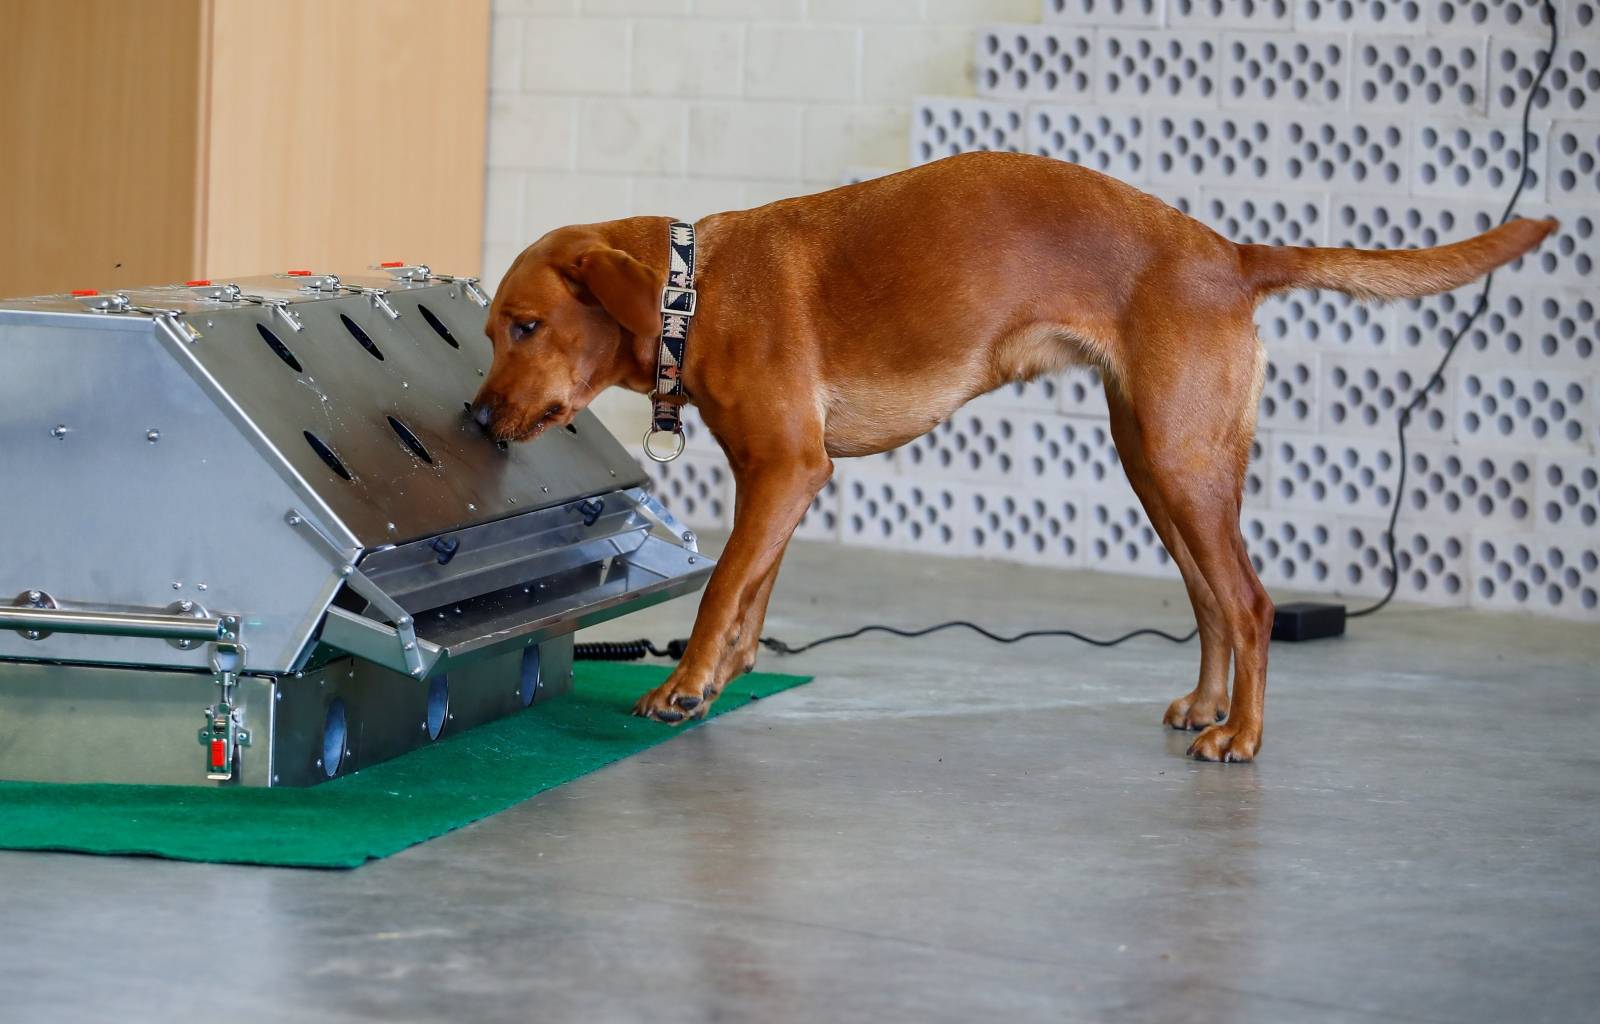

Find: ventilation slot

[257,322,303,372]
[387,416,434,464]
[340,314,384,360]
[418,304,459,348]
[303,430,353,481]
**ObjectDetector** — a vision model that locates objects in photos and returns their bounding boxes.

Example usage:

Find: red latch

[70,289,98,297]
[379,261,404,268]
[286,269,312,277]
[186,279,211,287]
[210,738,227,769]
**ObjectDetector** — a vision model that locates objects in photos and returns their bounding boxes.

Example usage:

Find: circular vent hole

[387,416,434,464]
[341,314,384,360]
[257,322,303,372]
[417,304,459,348]
[303,430,352,481]
[322,699,347,778]
[519,644,541,707]
[426,674,449,740]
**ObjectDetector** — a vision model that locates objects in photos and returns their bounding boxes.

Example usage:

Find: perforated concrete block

[1354,35,1488,114]
[960,484,1089,567]
[1195,188,1330,245]
[836,468,967,554]
[642,452,734,530]
[1223,32,1351,110]
[1173,0,1293,28]
[1341,520,1471,605]
[910,97,1026,165]
[1550,120,1600,201]
[1429,0,1567,37]
[1271,435,1400,517]
[1013,414,1128,494]
[1470,530,1600,620]
[1084,496,1179,578]
[1534,453,1600,535]
[1257,289,1399,352]
[1403,440,1538,528]
[1456,367,1592,449]
[1405,285,1598,369]
[1057,367,1111,418]
[1242,509,1343,592]
[1151,111,1279,187]
[975,24,1095,100]
[1258,352,1320,433]
[1098,30,1222,109]
[1297,0,1427,33]
[1280,115,1410,193]
[1320,353,1456,440]
[1412,116,1549,200]
[1330,193,1498,250]
[897,408,1019,483]
[1042,0,1163,27]
[1028,105,1151,182]
[1491,37,1598,121]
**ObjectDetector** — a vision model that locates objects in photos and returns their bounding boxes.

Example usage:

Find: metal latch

[198,636,250,782]
[433,272,489,308]
[238,294,305,332]
[342,283,401,319]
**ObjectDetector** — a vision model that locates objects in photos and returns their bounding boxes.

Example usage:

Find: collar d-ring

[643,428,687,463]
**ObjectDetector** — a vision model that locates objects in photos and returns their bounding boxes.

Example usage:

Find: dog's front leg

[633,452,833,723]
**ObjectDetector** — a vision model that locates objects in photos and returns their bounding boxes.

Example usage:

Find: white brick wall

[481,0,1038,290]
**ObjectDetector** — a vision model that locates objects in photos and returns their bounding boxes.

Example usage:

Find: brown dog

[471,151,1554,762]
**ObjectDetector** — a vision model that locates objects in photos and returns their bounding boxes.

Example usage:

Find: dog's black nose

[469,401,493,428]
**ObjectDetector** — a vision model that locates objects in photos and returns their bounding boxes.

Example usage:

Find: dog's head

[469,220,664,442]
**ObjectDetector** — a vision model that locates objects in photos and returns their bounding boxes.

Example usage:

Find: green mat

[0,663,810,869]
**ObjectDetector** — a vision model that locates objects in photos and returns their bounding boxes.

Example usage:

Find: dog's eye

[511,320,540,342]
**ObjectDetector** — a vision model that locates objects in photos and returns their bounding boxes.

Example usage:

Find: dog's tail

[1238,217,1558,304]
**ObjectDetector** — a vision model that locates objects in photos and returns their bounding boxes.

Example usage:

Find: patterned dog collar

[644,221,697,463]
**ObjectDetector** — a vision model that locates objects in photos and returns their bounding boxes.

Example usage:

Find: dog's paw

[1186,720,1260,763]
[631,676,719,724]
[1162,688,1229,731]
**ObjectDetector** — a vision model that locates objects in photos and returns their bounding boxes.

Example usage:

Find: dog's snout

[470,401,493,428]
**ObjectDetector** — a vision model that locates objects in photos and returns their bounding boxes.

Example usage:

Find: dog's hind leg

[1105,386,1233,731]
[1117,318,1273,762]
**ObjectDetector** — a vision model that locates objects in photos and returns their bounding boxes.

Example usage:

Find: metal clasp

[660,286,697,317]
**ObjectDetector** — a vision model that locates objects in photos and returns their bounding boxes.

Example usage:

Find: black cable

[1349,0,1558,618]
[760,620,1196,655]
[577,3,1558,663]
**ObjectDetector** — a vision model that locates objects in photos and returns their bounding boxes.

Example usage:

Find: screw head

[51,424,67,439]
[178,600,194,613]
[146,429,160,444]
[339,565,354,577]
[26,590,40,603]
[286,513,302,526]
[172,581,183,590]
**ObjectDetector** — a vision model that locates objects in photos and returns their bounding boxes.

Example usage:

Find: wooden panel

[201,0,490,279]
[0,0,204,297]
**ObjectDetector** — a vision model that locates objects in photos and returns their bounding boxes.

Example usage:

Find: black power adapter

[1272,602,1347,642]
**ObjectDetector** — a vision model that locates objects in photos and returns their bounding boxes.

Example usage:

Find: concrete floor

[3,536,1597,1024]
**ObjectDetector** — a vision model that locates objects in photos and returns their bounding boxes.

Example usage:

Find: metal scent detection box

[0,265,712,786]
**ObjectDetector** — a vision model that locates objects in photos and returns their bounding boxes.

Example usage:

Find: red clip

[70,289,98,297]
[186,279,212,287]
[209,738,227,769]
[286,269,312,277]
[379,261,404,268]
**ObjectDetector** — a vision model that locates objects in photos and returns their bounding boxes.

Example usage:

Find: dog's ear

[567,247,660,340]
